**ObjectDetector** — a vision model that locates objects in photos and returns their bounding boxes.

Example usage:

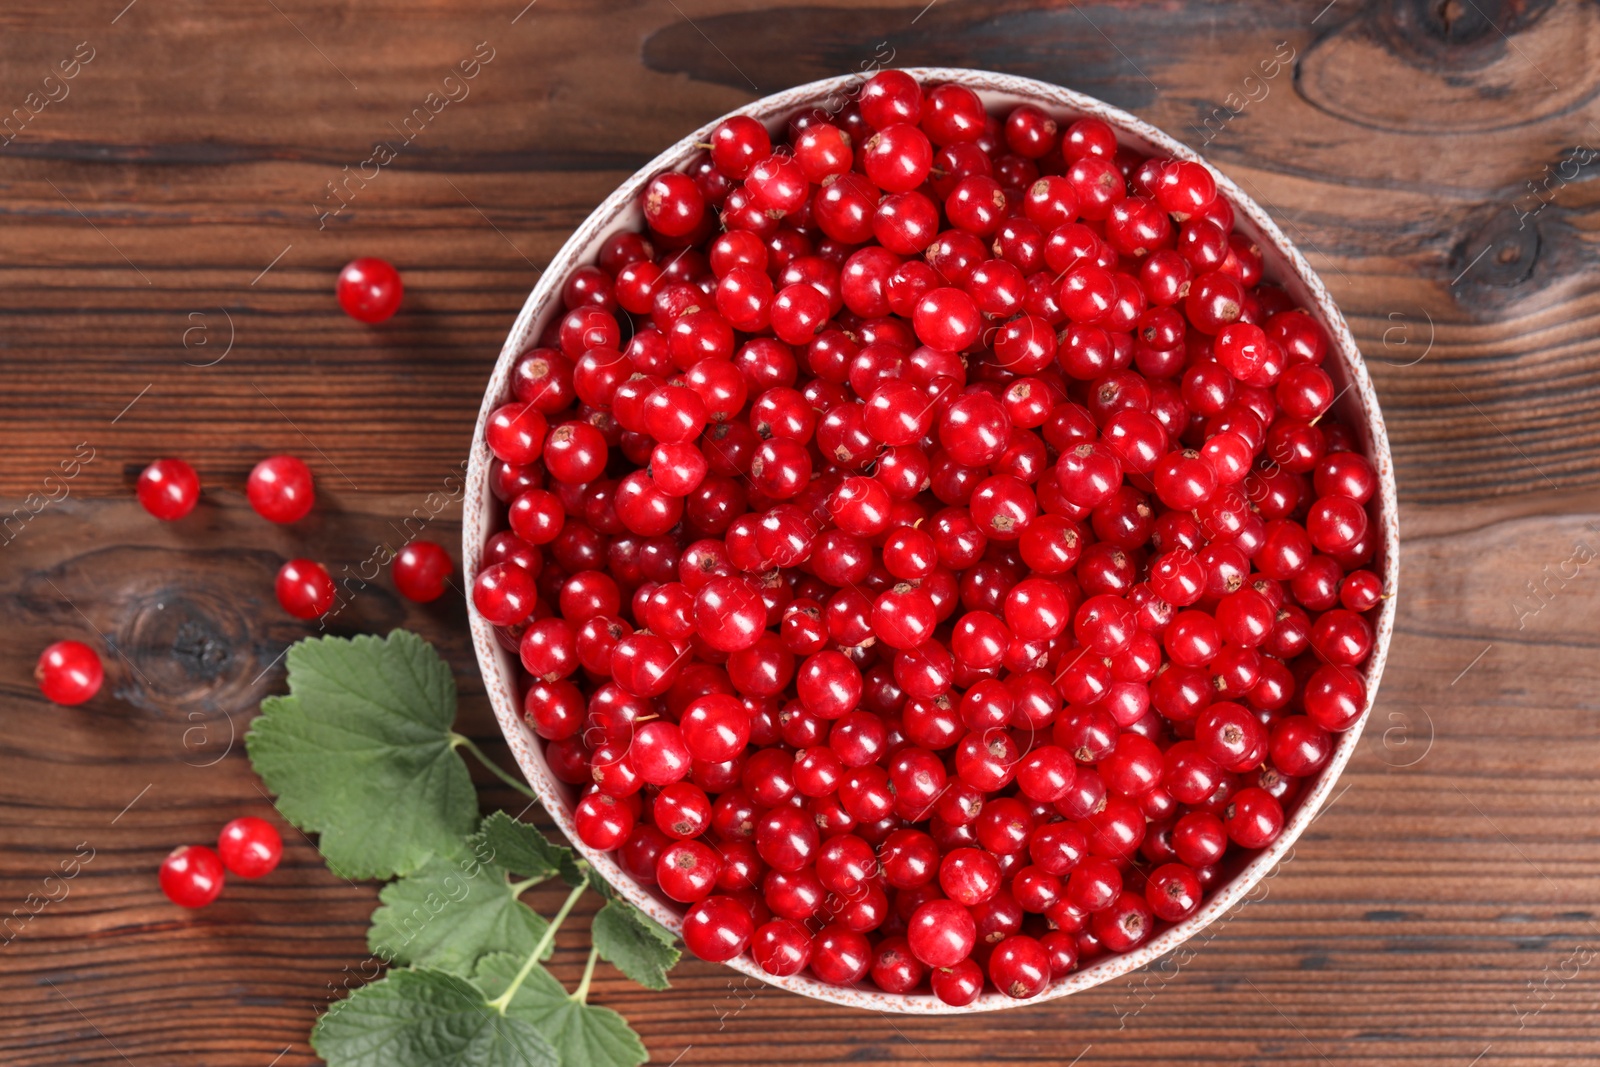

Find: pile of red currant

[472,70,1382,1004]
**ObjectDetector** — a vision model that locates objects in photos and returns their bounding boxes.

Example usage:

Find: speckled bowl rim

[464,68,1398,1014]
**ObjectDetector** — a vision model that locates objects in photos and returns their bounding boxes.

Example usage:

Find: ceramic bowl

[464,67,1398,1014]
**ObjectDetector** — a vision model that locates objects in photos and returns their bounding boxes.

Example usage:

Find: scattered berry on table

[276,559,336,619]
[35,640,103,706]
[217,817,283,878]
[392,540,454,603]
[247,455,315,524]
[137,458,201,520]
[159,844,226,908]
[336,257,404,324]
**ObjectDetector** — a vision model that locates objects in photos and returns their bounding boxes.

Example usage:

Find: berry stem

[450,733,541,800]
[570,943,601,1003]
[487,878,588,1013]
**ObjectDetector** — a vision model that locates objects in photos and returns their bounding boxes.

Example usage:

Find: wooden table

[3,1,1597,1064]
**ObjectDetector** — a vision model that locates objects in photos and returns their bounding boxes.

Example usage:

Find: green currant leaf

[583,866,617,899]
[559,852,588,890]
[474,954,648,1067]
[590,899,680,991]
[368,854,550,976]
[311,967,557,1067]
[245,631,477,880]
[471,811,571,884]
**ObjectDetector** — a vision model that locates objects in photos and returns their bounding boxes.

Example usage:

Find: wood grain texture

[1,1,1598,1065]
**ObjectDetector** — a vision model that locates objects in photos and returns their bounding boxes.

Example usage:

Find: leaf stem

[451,733,540,801]
[571,944,600,1003]
[487,879,587,1013]
[510,876,542,897]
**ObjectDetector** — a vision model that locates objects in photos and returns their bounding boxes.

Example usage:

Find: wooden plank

[2,1,1599,1064]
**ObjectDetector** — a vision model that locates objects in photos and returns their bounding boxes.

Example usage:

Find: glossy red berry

[575,792,635,850]
[336,257,404,323]
[137,458,201,520]
[989,934,1051,999]
[810,924,872,985]
[710,116,772,179]
[860,70,924,130]
[487,402,550,466]
[864,124,934,193]
[869,936,926,994]
[1093,890,1154,951]
[940,846,1001,906]
[275,559,336,619]
[247,455,315,524]
[217,817,283,878]
[931,957,985,1006]
[914,286,983,352]
[35,640,103,706]
[392,540,453,602]
[753,917,812,975]
[159,844,226,908]
[907,898,977,967]
[683,894,756,961]
[643,172,706,237]
[472,562,538,626]
[657,839,722,903]
[1225,786,1285,848]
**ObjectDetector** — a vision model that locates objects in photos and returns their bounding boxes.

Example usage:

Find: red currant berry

[859,70,923,129]
[575,791,635,850]
[656,839,722,903]
[336,257,403,323]
[907,898,977,968]
[683,894,756,961]
[643,172,706,237]
[35,640,103,706]
[1092,890,1154,951]
[217,817,283,878]
[392,540,453,602]
[472,562,538,626]
[1340,569,1384,612]
[939,846,1001,906]
[247,455,315,524]
[137,458,201,520]
[753,917,813,975]
[710,116,772,179]
[275,559,336,619]
[869,936,926,993]
[931,957,985,1006]
[989,934,1051,999]
[756,805,820,873]
[810,924,872,985]
[159,844,226,908]
[1225,786,1285,848]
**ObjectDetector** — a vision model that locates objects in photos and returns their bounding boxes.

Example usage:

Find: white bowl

[464,68,1399,1014]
